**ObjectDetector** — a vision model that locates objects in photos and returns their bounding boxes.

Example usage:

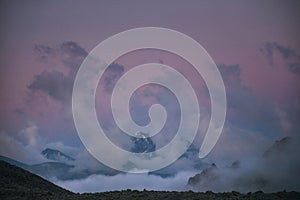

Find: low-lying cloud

[188,135,300,193]
[53,171,196,193]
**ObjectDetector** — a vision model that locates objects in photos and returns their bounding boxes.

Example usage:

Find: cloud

[34,41,87,68]
[59,41,88,58]
[34,44,57,62]
[288,62,300,74]
[102,63,124,93]
[45,141,80,158]
[30,41,126,107]
[28,70,72,103]
[59,41,88,76]
[54,171,195,193]
[18,122,40,147]
[260,42,300,74]
[206,63,300,167]
[202,123,272,166]
[218,64,241,85]
[188,136,300,193]
[218,64,281,137]
[69,148,120,177]
[277,95,300,135]
[263,42,297,60]
[29,41,87,105]
[94,62,296,174]
[24,41,300,182]
[0,123,46,164]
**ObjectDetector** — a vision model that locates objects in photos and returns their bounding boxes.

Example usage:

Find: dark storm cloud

[260,42,300,74]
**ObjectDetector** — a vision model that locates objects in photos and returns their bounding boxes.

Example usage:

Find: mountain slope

[0,155,29,169]
[0,155,75,180]
[0,160,73,199]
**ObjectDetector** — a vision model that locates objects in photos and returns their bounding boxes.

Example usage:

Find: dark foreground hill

[0,160,73,199]
[1,161,300,200]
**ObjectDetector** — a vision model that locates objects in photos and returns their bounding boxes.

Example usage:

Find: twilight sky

[0,0,300,192]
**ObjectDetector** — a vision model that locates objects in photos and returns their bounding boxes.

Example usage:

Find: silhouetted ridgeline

[1,160,300,200]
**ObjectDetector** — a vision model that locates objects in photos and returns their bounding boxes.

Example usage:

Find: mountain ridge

[41,148,75,162]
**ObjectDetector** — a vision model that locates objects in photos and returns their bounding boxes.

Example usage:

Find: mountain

[131,132,156,153]
[41,148,75,163]
[0,160,72,199]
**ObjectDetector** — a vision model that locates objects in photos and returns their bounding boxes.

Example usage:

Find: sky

[0,0,300,193]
